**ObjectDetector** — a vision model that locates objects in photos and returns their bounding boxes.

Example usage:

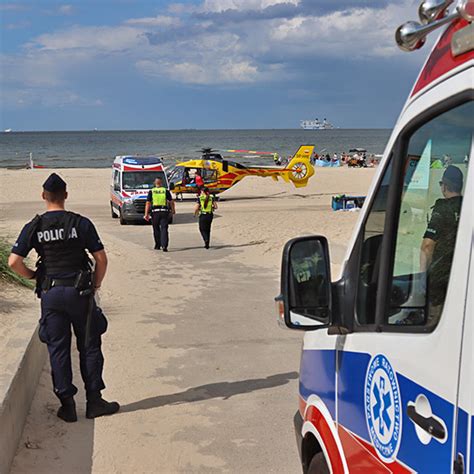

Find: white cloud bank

[2,0,417,108]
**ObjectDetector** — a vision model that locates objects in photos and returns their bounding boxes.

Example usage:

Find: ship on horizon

[300,118,335,130]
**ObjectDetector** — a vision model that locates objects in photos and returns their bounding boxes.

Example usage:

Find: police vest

[151,187,168,208]
[29,212,89,276]
[199,194,214,214]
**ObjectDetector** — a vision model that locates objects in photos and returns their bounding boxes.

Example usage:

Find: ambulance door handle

[406,405,446,440]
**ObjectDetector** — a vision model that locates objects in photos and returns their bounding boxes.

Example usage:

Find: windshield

[122,171,166,190]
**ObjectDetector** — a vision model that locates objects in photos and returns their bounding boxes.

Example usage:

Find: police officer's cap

[43,173,67,192]
[441,165,463,188]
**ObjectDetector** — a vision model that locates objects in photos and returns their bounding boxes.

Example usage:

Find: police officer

[420,165,463,315]
[144,177,175,251]
[194,187,217,249]
[8,173,119,422]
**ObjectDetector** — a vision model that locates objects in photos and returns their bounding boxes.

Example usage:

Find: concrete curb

[0,327,46,474]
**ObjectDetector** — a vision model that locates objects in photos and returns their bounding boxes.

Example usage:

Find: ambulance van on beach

[110,156,169,225]
[275,2,474,472]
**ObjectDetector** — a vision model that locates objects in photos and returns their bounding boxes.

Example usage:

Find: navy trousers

[199,213,213,245]
[152,211,170,249]
[39,286,107,400]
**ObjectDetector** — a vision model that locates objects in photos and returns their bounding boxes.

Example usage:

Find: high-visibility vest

[199,194,213,214]
[152,187,167,207]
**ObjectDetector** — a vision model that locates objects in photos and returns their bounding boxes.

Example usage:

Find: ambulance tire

[307,453,329,474]
[111,202,118,218]
[119,209,127,225]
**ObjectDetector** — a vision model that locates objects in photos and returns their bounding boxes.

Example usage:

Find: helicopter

[167,145,315,198]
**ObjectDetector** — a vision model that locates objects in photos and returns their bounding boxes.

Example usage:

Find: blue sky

[1,0,433,130]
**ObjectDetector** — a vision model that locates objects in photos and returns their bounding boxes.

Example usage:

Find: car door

[335,100,473,472]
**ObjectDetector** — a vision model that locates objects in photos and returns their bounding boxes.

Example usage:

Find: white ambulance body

[276,4,474,473]
[110,156,169,225]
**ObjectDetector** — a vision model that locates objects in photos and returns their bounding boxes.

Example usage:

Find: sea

[0,129,391,169]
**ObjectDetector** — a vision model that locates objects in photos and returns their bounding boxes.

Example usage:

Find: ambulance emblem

[365,354,402,463]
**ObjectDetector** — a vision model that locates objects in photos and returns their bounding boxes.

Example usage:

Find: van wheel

[307,453,329,474]
[119,209,127,225]
[111,202,118,218]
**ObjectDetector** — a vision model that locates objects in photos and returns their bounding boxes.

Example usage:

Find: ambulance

[110,156,169,225]
[275,2,474,472]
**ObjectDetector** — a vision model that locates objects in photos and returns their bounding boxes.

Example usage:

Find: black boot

[57,397,77,423]
[86,393,120,419]
[204,241,210,249]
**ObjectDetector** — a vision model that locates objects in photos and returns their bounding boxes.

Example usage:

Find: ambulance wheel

[119,209,127,225]
[307,453,329,474]
[111,202,118,218]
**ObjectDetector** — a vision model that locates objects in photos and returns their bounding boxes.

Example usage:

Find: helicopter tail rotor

[281,145,315,188]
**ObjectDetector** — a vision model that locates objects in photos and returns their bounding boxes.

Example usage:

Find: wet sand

[0,167,376,473]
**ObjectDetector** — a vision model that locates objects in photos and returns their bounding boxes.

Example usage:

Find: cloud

[137,58,261,85]
[201,0,300,12]
[125,15,181,27]
[0,3,28,11]
[30,25,147,52]
[2,0,422,110]
[58,4,74,15]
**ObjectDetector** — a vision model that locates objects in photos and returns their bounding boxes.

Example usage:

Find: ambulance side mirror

[275,236,332,331]
[114,183,120,191]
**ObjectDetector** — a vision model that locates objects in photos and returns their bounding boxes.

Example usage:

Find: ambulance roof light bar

[396,0,473,52]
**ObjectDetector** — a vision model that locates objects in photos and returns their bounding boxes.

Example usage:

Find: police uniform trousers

[40,286,107,400]
[199,213,213,245]
[152,209,170,249]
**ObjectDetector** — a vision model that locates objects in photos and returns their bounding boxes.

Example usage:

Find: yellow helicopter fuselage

[168,145,315,195]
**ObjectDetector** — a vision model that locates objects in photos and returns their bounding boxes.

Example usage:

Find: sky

[0,0,435,131]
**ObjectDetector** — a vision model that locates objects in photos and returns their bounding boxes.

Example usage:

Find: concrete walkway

[11,200,302,473]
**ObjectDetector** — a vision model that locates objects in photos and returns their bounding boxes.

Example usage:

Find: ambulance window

[387,101,472,328]
[356,160,393,325]
[113,170,120,187]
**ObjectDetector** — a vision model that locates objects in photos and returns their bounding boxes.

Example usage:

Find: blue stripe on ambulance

[299,349,336,418]
[300,349,469,472]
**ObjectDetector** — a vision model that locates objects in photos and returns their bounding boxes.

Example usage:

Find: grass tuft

[0,239,35,289]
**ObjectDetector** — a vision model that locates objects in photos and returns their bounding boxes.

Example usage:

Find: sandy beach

[0,167,376,473]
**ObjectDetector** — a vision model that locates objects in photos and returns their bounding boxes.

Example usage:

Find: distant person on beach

[144,177,175,251]
[8,173,120,422]
[194,187,217,249]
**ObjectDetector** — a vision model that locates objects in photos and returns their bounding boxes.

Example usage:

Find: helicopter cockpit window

[168,167,184,184]
[202,169,217,183]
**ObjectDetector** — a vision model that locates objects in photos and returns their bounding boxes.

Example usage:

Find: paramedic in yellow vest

[145,178,175,252]
[194,187,217,249]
